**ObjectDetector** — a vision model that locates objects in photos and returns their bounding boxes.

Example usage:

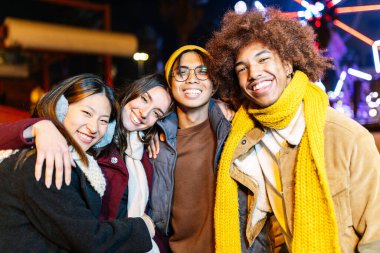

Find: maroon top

[0,118,42,150]
[98,144,153,220]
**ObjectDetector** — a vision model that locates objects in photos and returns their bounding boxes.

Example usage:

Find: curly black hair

[206,8,333,108]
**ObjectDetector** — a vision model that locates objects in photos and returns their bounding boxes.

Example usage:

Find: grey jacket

[150,99,231,236]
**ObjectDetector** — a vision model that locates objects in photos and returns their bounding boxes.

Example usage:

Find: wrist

[31,120,52,138]
[23,125,34,140]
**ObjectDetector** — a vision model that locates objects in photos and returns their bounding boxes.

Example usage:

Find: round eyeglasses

[172,66,209,82]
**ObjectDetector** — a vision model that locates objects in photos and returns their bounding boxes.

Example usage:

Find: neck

[176,103,209,129]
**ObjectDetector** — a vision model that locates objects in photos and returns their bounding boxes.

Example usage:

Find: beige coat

[230,107,380,253]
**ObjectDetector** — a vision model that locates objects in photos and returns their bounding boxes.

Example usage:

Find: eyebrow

[146,91,165,115]
[234,49,271,67]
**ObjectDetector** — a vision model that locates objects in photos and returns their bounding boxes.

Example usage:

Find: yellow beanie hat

[164,45,210,86]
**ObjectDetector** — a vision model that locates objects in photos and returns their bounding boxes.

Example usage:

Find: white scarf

[125,131,149,217]
[124,132,159,253]
[71,147,106,197]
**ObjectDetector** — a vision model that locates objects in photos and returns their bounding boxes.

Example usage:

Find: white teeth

[78,132,93,142]
[253,81,271,91]
[131,112,141,124]
[184,89,201,95]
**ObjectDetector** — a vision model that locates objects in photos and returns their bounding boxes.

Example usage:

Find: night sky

[1,0,379,88]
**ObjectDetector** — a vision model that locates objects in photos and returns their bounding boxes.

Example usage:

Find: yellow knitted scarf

[215,71,340,253]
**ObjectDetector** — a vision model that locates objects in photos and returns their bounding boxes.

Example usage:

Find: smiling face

[63,92,111,152]
[170,51,214,110]
[235,41,293,108]
[121,86,171,131]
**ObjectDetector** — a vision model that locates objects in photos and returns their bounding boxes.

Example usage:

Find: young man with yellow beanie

[206,8,380,253]
[149,45,233,253]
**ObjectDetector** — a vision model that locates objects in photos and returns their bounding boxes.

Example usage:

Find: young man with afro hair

[206,8,380,253]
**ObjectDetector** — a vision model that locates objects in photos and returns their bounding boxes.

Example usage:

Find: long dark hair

[18,74,117,168]
[115,73,174,154]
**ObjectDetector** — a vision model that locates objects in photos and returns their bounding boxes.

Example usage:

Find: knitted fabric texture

[164,45,210,85]
[214,71,340,253]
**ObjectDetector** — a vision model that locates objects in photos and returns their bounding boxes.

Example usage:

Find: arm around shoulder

[0,118,43,149]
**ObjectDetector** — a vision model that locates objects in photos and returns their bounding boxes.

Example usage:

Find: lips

[248,79,273,92]
[182,88,202,98]
[130,111,142,125]
[77,131,95,144]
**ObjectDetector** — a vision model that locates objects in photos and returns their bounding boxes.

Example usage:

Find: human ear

[285,61,293,78]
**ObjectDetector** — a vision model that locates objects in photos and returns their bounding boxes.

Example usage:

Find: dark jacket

[150,99,231,235]
[0,150,151,253]
[0,118,167,252]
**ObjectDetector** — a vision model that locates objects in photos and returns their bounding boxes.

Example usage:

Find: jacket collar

[157,98,229,141]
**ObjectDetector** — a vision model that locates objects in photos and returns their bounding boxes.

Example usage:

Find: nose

[140,105,151,120]
[86,119,98,134]
[249,65,263,81]
[186,69,198,83]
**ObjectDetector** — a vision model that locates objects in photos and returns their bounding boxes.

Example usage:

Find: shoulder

[325,107,371,138]
[209,99,231,122]
[209,99,232,132]
[324,107,377,155]
[157,112,179,139]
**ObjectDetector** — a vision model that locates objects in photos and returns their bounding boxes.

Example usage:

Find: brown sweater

[169,119,217,253]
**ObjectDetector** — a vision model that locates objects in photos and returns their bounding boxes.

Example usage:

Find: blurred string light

[372,40,380,73]
[133,52,149,61]
[254,1,265,11]
[347,68,372,81]
[234,1,247,14]
[281,1,380,54]
[333,20,373,46]
[366,92,380,109]
[369,108,378,117]
[277,1,380,101]
[365,91,379,121]
[327,0,342,8]
[333,70,347,97]
[336,5,380,14]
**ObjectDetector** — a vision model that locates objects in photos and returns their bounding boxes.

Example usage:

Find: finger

[44,153,54,189]
[159,133,166,142]
[54,153,63,190]
[63,152,72,186]
[147,146,153,158]
[153,135,160,156]
[34,152,45,181]
[149,139,157,159]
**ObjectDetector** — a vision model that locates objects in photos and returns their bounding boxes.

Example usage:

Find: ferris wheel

[281,0,380,73]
